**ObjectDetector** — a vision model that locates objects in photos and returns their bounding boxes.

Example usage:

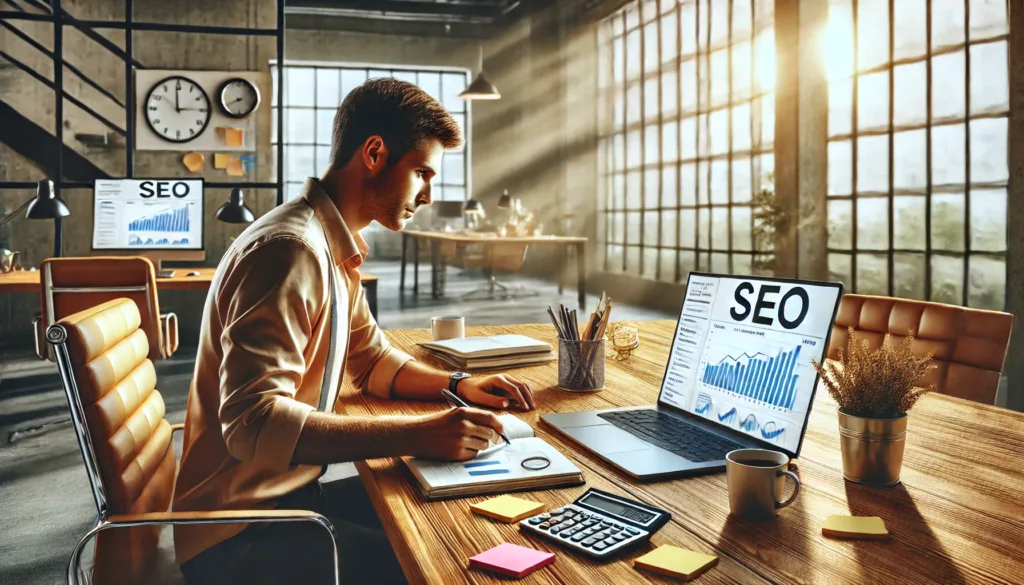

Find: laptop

[542,273,843,480]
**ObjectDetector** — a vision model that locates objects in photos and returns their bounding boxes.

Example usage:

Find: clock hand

[175,86,180,113]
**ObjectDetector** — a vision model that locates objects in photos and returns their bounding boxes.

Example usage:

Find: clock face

[144,76,211,143]
[219,78,260,118]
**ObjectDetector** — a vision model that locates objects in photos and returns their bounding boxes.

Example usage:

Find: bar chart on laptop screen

[693,322,822,450]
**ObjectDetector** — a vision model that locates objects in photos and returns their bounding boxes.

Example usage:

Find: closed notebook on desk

[420,335,552,358]
[404,415,584,500]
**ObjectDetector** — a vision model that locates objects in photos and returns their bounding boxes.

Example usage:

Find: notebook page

[497,414,535,440]
[408,437,578,490]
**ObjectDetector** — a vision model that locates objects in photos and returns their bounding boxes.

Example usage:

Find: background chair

[47,298,338,585]
[828,294,1014,405]
[459,242,536,301]
[33,256,178,362]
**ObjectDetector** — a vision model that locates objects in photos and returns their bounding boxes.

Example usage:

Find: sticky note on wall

[182,152,204,173]
[214,153,232,169]
[227,158,244,176]
[216,127,244,147]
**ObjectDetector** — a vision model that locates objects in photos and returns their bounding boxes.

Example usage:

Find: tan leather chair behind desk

[828,294,1014,404]
[460,242,535,300]
[34,257,178,361]
[48,298,339,585]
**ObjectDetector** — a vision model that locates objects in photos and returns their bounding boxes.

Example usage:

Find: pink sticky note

[469,543,555,579]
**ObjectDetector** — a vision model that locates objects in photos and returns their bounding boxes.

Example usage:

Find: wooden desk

[339,321,1024,584]
[0,268,380,317]
[399,230,588,308]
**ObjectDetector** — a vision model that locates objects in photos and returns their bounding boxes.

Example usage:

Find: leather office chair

[33,257,178,362]
[828,294,1014,405]
[48,298,339,585]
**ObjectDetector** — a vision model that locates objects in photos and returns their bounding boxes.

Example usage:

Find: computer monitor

[92,179,205,267]
[434,200,465,220]
[657,273,842,456]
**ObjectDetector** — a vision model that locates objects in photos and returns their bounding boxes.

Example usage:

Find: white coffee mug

[726,448,801,519]
[431,316,465,341]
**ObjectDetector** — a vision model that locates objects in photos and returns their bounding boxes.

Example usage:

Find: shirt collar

[300,177,369,268]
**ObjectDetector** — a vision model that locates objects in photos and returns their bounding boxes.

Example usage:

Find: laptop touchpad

[563,424,651,454]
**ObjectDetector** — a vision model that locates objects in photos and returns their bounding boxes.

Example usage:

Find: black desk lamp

[0,179,71,257]
[216,188,255,224]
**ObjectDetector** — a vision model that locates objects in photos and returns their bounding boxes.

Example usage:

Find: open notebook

[403,415,585,500]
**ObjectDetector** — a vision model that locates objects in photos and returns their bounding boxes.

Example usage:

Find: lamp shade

[459,72,501,100]
[25,180,70,219]
[463,199,483,213]
[216,188,255,224]
[497,189,511,209]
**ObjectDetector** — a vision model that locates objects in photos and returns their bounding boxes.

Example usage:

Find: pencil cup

[557,338,606,392]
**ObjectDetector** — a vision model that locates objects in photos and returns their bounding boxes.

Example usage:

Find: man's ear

[361,136,389,175]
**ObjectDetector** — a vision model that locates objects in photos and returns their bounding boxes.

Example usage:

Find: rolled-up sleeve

[217,236,324,471]
[346,267,414,399]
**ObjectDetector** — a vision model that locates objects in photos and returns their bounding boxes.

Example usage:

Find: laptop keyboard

[598,409,744,463]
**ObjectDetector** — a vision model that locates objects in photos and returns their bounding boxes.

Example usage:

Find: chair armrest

[170,423,185,434]
[32,313,48,360]
[160,312,179,358]
[70,510,339,585]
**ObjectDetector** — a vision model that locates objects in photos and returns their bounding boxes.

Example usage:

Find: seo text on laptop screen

[658,274,842,454]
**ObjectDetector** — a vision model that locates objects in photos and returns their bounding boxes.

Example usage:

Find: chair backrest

[40,256,167,361]
[828,294,1014,404]
[489,243,529,272]
[48,298,175,585]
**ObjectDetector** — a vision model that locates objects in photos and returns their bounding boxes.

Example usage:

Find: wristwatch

[449,371,472,397]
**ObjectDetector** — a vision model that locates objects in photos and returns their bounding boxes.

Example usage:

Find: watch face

[145,76,211,143]
[219,78,260,118]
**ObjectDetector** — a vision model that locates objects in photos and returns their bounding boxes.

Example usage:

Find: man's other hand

[457,374,536,411]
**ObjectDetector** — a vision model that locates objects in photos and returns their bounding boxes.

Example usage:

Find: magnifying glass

[521,456,551,471]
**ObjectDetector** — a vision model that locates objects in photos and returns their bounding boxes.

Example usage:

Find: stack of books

[419,334,554,370]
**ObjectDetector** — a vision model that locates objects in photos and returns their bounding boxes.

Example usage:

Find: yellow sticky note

[822,515,890,540]
[226,128,243,147]
[182,152,204,173]
[634,545,718,581]
[227,157,244,176]
[214,153,231,169]
[470,495,545,523]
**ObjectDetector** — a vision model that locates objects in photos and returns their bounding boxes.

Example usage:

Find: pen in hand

[441,388,512,446]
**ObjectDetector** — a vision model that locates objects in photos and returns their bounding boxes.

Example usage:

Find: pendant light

[460,44,500,100]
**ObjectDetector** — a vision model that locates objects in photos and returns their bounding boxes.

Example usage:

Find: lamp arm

[0,197,34,227]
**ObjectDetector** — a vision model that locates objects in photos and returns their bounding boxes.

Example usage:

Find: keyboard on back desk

[597,409,744,462]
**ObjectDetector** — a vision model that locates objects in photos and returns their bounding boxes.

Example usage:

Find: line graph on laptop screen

[659,275,841,453]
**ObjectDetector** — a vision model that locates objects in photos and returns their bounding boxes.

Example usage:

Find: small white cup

[431,316,465,341]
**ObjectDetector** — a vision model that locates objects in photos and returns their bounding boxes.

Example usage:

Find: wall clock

[144,75,212,143]
[218,77,260,119]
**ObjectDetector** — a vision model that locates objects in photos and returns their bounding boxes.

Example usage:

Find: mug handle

[775,469,802,509]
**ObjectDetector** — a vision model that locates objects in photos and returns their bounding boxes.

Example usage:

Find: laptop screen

[658,273,843,456]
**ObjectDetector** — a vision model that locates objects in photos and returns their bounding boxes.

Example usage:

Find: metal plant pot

[837,409,907,486]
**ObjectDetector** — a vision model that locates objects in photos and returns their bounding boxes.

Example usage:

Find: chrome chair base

[462,276,540,301]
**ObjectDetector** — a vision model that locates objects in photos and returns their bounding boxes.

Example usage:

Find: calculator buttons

[593,542,609,551]
[528,518,543,525]
[570,533,588,542]
[612,534,628,542]
[537,522,551,530]
[625,527,640,535]
[582,537,598,547]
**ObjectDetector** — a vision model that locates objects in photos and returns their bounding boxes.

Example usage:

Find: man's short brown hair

[329,77,463,167]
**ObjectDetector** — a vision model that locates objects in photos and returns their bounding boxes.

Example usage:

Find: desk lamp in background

[0,179,71,271]
[463,198,485,230]
[216,188,255,224]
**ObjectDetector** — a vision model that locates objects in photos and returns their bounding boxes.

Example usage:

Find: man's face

[363,139,443,231]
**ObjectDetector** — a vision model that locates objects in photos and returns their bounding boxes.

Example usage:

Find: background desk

[338,321,1024,584]
[399,231,588,308]
[0,268,379,319]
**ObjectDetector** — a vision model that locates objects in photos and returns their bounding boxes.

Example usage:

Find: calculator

[519,488,670,559]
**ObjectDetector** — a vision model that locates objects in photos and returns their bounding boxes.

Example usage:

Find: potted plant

[812,327,936,486]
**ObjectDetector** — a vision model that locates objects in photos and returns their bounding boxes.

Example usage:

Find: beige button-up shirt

[172,178,414,564]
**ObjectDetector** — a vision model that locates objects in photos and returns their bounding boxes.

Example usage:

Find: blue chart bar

[701,345,802,410]
[129,205,190,233]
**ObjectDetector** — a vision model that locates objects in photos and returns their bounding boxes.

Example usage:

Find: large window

[272,64,470,202]
[597,0,775,282]
[825,0,1009,309]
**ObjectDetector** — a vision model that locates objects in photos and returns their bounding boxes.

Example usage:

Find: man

[173,78,536,585]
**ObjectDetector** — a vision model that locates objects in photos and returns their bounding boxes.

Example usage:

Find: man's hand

[457,374,536,411]
[409,407,504,461]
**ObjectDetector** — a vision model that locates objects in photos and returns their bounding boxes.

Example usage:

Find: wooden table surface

[0,266,377,293]
[403,230,588,244]
[338,321,1024,585]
